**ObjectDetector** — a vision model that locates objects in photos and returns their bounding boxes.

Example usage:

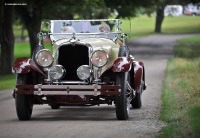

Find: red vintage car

[12,19,146,120]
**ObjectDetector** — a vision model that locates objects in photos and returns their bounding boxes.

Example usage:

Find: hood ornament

[69,32,77,46]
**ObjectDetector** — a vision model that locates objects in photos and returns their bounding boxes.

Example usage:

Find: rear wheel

[115,72,130,120]
[131,92,142,109]
[15,74,33,120]
[131,75,143,109]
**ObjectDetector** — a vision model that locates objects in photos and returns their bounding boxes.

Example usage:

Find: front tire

[15,74,33,120]
[115,72,130,120]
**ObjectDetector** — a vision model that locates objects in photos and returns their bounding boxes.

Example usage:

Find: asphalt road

[0,34,199,138]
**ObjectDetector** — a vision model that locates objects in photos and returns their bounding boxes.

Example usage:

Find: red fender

[112,57,132,72]
[133,61,144,91]
[12,58,31,73]
[12,58,47,78]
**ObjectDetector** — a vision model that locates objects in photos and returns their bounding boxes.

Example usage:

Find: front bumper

[15,84,121,96]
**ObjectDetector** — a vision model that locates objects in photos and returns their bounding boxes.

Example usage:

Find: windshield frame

[47,19,122,41]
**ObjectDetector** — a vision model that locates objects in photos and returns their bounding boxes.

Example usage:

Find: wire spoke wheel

[115,72,131,120]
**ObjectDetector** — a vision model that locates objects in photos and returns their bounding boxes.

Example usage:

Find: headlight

[77,65,91,80]
[35,49,53,67]
[91,50,108,67]
[49,65,65,80]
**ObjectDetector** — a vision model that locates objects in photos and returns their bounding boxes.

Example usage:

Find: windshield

[48,19,121,41]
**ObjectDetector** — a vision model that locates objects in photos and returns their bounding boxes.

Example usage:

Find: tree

[155,4,165,33]
[154,0,200,33]
[0,0,15,74]
[15,0,46,56]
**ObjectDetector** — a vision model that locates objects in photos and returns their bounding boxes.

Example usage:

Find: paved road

[0,34,199,138]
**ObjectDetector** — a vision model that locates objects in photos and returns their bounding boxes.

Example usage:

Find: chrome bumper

[15,84,121,96]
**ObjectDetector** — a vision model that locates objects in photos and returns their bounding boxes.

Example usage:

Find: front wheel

[115,72,130,120]
[15,74,33,120]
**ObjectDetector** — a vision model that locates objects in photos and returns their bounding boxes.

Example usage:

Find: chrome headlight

[35,49,53,67]
[77,65,91,80]
[49,65,65,80]
[91,50,108,67]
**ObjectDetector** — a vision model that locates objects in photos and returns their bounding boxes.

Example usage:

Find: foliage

[160,37,200,137]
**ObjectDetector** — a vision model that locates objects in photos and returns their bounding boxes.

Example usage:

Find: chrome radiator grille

[58,44,89,81]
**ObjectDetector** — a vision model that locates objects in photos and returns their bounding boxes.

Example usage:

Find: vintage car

[12,19,146,120]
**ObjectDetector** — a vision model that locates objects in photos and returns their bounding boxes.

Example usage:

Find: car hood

[52,37,120,74]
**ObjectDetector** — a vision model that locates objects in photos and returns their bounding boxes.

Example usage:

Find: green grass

[162,16,200,34]
[160,36,200,138]
[14,42,52,59]
[177,36,200,43]
[122,15,200,39]
[14,42,31,59]
[0,74,16,90]
[121,15,156,38]
[188,107,200,135]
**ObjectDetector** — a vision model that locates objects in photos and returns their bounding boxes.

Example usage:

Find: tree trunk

[15,6,42,56]
[0,0,15,74]
[155,5,165,33]
[27,16,41,56]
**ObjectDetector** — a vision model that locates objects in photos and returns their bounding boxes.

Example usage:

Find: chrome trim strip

[52,81,88,85]
[49,32,120,35]
[34,84,101,89]
[51,19,119,22]
[34,91,101,96]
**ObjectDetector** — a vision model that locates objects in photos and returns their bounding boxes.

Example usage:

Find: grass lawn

[162,16,200,34]
[121,15,156,38]
[122,15,200,39]
[14,42,51,59]
[0,74,16,90]
[159,36,200,138]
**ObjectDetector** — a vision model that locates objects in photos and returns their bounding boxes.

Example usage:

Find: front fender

[12,58,47,78]
[12,58,31,73]
[132,61,144,91]
[112,57,132,72]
